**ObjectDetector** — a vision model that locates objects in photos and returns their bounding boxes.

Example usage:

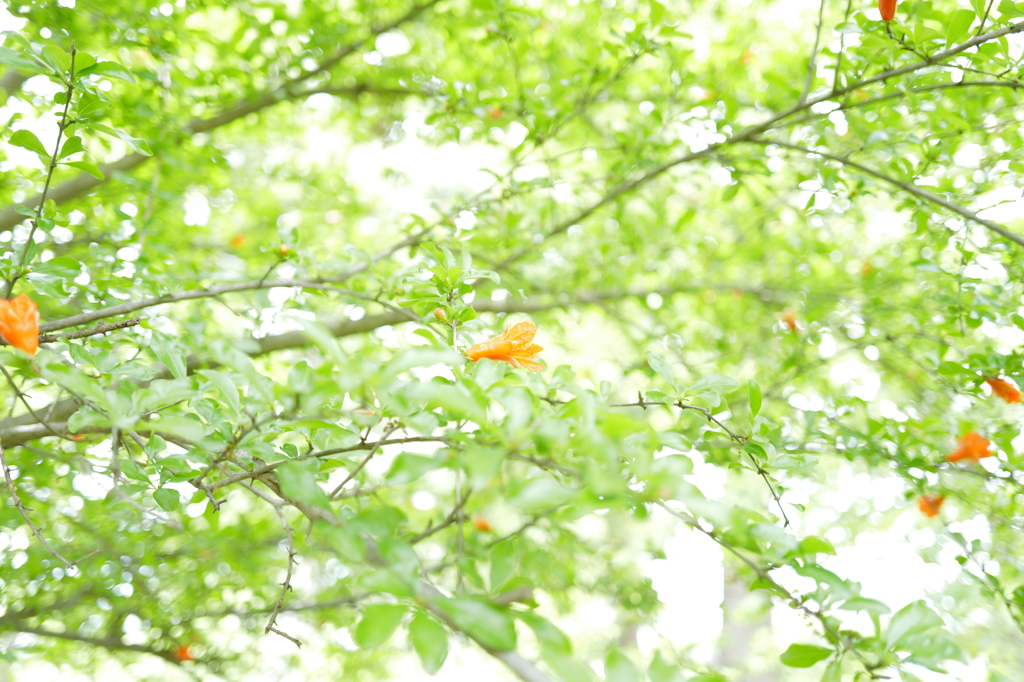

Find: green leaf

[999,0,1024,18]
[277,459,332,511]
[61,160,105,179]
[409,612,449,674]
[431,597,516,651]
[839,597,890,615]
[386,454,441,485]
[9,130,48,156]
[153,488,181,511]
[76,60,136,83]
[508,478,579,510]
[779,643,832,668]
[518,611,571,656]
[321,524,365,562]
[648,651,683,682]
[0,46,46,74]
[32,257,81,279]
[198,370,241,415]
[605,650,640,682]
[58,135,85,159]
[887,600,943,648]
[489,539,517,590]
[748,379,762,417]
[646,352,676,388]
[354,604,408,648]
[89,123,153,155]
[151,334,187,379]
[145,415,207,442]
[688,374,738,393]
[946,9,975,47]
[358,568,416,598]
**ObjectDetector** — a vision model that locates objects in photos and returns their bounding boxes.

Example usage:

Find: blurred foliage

[0,0,1023,680]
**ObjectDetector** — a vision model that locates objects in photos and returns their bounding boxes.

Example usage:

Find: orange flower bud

[0,294,40,355]
[230,235,247,248]
[879,0,897,21]
[861,261,872,276]
[917,494,945,518]
[433,307,447,321]
[278,244,292,257]
[473,516,491,532]
[174,644,194,662]
[985,377,1022,404]
[489,108,503,120]
[780,309,798,334]
[946,431,992,463]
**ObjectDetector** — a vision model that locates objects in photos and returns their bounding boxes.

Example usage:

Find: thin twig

[755,139,1024,248]
[6,45,76,297]
[409,489,473,544]
[0,438,75,568]
[328,423,400,499]
[800,0,828,104]
[264,502,302,648]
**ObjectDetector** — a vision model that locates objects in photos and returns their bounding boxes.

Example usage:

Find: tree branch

[0,0,445,235]
[757,139,1024,248]
[6,624,181,664]
[495,20,1024,269]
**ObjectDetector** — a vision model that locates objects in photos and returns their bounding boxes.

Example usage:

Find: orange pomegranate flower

[946,431,992,463]
[230,234,248,248]
[986,377,1022,404]
[464,320,544,372]
[174,644,194,662]
[917,494,945,518]
[0,294,39,355]
[472,515,492,532]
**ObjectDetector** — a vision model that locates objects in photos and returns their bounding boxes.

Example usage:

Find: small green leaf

[198,370,241,415]
[0,46,46,74]
[89,123,153,156]
[946,9,975,47]
[354,604,408,648]
[153,488,180,511]
[779,643,832,668]
[646,352,676,388]
[10,130,48,156]
[431,597,516,651]
[386,454,441,485]
[277,459,332,511]
[839,597,890,615]
[32,257,81,278]
[508,478,578,510]
[605,650,640,682]
[887,600,943,648]
[321,524,365,562]
[61,160,104,179]
[518,611,571,656]
[489,539,517,590]
[688,374,738,393]
[58,135,85,159]
[150,334,187,379]
[409,612,448,674]
[76,60,136,83]
[648,651,683,682]
[748,379,762,417]
[999,0,1024,18]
